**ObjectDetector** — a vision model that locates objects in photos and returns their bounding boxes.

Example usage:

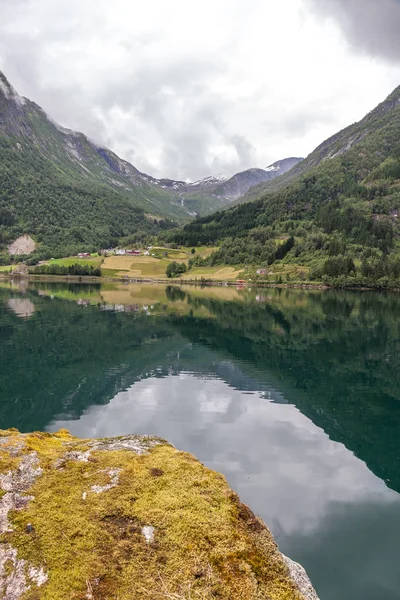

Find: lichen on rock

[0,429,319,599]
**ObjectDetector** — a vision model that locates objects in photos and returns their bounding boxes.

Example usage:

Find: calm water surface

[1,280,400,599]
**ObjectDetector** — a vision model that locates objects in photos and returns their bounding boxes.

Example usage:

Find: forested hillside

[0,72,305,259]
[0,72,186,259]
[0,137,176,260]
[167,85,400,286]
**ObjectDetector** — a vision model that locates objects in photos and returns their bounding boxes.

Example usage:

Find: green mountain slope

[237,88,400,204]
[167,85,400,285]
[0,72,193,258]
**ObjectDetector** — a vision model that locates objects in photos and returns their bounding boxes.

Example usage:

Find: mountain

[0,73,197,222]
[0,72,204,258]
[150,159,303,215]
[265,157,303,175]
[168,84,400,285]
[0,71,303,256]
[0,67,244,226]
[213,158,303,201]
[239,93,400,204]
[137,172,230,216]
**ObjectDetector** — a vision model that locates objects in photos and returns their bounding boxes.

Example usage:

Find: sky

[1,0,400,181]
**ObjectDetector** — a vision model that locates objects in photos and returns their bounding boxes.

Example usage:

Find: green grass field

[47,255,103,268]
[181,246,217,259]
[149,247,187,259]
[149,246,217,260]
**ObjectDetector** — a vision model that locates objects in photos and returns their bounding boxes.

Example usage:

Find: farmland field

[47,256,103,268]
[101,256,171,278]
[101,256,243,281]
[182,266,244,281]
[2,246,230,281]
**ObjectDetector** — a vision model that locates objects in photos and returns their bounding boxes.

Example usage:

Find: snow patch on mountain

[189,174,227,186]
[0,73,26,107]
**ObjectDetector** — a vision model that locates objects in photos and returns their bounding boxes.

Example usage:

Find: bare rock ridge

[0,429,319,600]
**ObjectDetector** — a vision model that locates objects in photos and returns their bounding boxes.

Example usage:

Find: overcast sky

[1,0,400,181]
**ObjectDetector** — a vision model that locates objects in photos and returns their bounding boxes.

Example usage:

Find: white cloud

[0,0,400,179]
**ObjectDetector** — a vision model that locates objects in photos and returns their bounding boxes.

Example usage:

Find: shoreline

[1,272,399,292]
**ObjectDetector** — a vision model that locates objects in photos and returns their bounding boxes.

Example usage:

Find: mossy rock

[0,429,319,599]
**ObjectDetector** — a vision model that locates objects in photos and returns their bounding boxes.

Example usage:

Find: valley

[2,4,400,600]
[0,71,301,263]
[1,71,400,290]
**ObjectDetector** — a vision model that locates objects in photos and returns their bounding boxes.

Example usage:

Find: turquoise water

[1,281,400,599]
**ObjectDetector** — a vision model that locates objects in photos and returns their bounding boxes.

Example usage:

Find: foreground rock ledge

[0,429,319,600]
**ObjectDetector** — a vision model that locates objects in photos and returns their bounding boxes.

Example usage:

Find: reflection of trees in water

[171,288,400,494]
[1,285,400,493]
[165,286,186,302]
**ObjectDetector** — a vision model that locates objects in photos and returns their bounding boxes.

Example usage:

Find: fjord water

[1,282,400,599]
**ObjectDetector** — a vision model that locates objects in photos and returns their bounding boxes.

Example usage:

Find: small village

[77,248,151,258]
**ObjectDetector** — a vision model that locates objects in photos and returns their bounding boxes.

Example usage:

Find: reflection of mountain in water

[0,286,399,494]
[0,290,275,430]
[172,289,400,493]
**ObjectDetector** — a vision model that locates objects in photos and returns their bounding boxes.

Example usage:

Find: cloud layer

[306,0,400,63]
[0,0,400,180]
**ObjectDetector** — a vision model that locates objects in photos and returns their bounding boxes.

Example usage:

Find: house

[77,252,91,258]
[126,249,142,256]
[257,269,267,275]
[115,249,126,256]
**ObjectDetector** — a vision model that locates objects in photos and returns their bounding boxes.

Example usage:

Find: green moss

[0,430,305,600]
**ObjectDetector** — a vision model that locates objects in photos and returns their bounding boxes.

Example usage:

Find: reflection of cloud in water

[48,374,398,537]
[48,373,400,597]
[7,297,35,318]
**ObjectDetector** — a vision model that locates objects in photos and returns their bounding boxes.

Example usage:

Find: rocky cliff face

[0,429,319,600]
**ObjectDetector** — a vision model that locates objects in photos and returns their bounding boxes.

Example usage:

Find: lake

[1,280,400,599]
